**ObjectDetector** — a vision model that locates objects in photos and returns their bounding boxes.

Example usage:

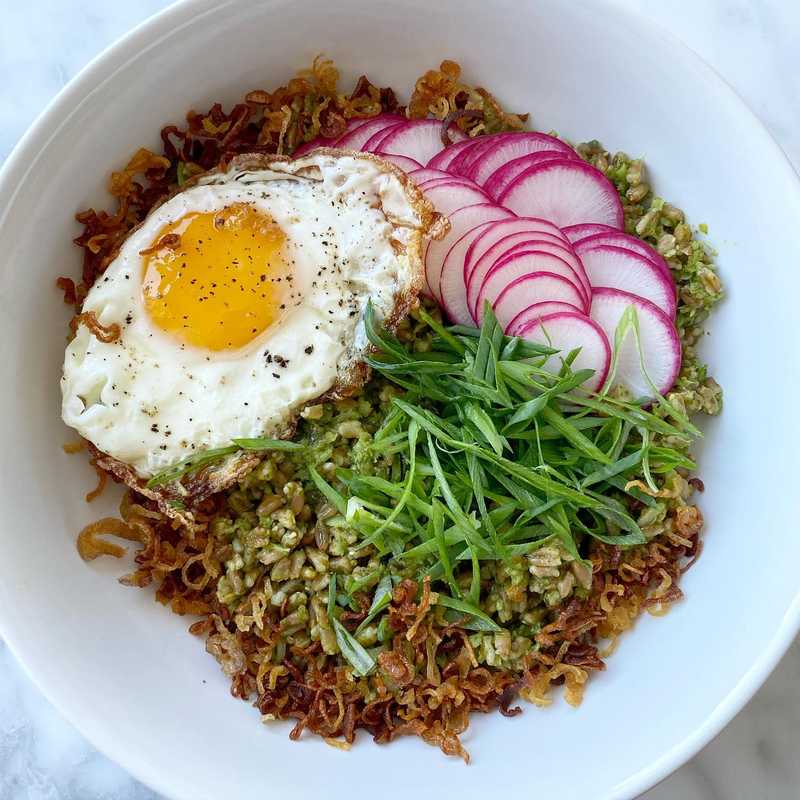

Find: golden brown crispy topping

[69,310,121,343]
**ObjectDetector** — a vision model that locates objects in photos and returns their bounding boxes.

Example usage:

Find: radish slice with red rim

[465,132,578,184]
[332,117,374,143]
[377,153,422,171]
[467,228,567,276]
[448,133,523,177]
[499,159,624,229]
[427,138,481,171]
[579,244,676,318]
[466,233,587,318]
[438,214,563,325]
[421,182,491,216]
[590,288,681,398]
[506,301,585,335]
[377,119,468,165]
[464,216,568,278]
[489,273,587,327]
[450,132,565,178]
[438,221,512,325]
[409,167,460,185]
[466,231,574,312]
[573,231,671,280]
[499,240,591,304]
[425,203,515,301]
[483,151,575,199]
[471,243,591,317]
[293,136,325,157]
[362,123,406,152]
[516,312,611,394]
[418,176,484,191]
[477,251,589,321]
[562,223,618,243]
[446,138,495,176]
[336,115,405,150]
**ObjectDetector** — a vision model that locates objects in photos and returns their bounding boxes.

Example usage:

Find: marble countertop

[1,1,798,798]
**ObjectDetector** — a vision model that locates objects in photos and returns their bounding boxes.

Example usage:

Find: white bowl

[1,1,799,798]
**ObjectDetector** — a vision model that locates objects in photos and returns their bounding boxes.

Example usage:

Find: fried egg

[61,152,435,485]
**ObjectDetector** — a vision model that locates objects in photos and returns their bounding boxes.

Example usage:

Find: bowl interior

[1,1,799,798]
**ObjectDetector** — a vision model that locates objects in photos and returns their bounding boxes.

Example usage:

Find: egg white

[61,153,426,477]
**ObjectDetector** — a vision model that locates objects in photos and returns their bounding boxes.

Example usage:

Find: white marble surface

[1,1,798,798]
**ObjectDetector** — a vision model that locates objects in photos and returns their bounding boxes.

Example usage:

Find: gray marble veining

[1,1,798,798]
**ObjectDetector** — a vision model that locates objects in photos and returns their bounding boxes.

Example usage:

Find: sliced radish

[409,167,459,184]
[438,213,564,326]
[466,231,575,314]
[295,118,370,156]
[421,182,491,216]
[425,204,515,301]
[516,312,611,393]
[562,223,618,243]
[465,223,585,318]
[418,176,484,191]
[335,115,405,150]
[499,160,624,229]
[573,231,671,280]
[293,136,325,157]
[464,217,569,277]
[590,288,681,397]
[332,117,372,143]
[465,132,578,185]
[446,138,494,176]
[483,151,574,199]
[477,251,589,321]
[439,221,509,325]
[444,132,550,175]
[447,133,518,176]
[489,273,587,327]
[474,242,591,316]
[578,245,676,318]
[497,240,591,305]
[427,138,480,171]
[377,120,468,165]
[362,123,406,152]
[377,153,422,171]
[506,301,585,335]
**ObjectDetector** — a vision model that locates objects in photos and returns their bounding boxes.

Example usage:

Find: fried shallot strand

[69,311,121,343]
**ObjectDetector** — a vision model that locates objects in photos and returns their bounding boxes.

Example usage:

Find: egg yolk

[141,203,289,351]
